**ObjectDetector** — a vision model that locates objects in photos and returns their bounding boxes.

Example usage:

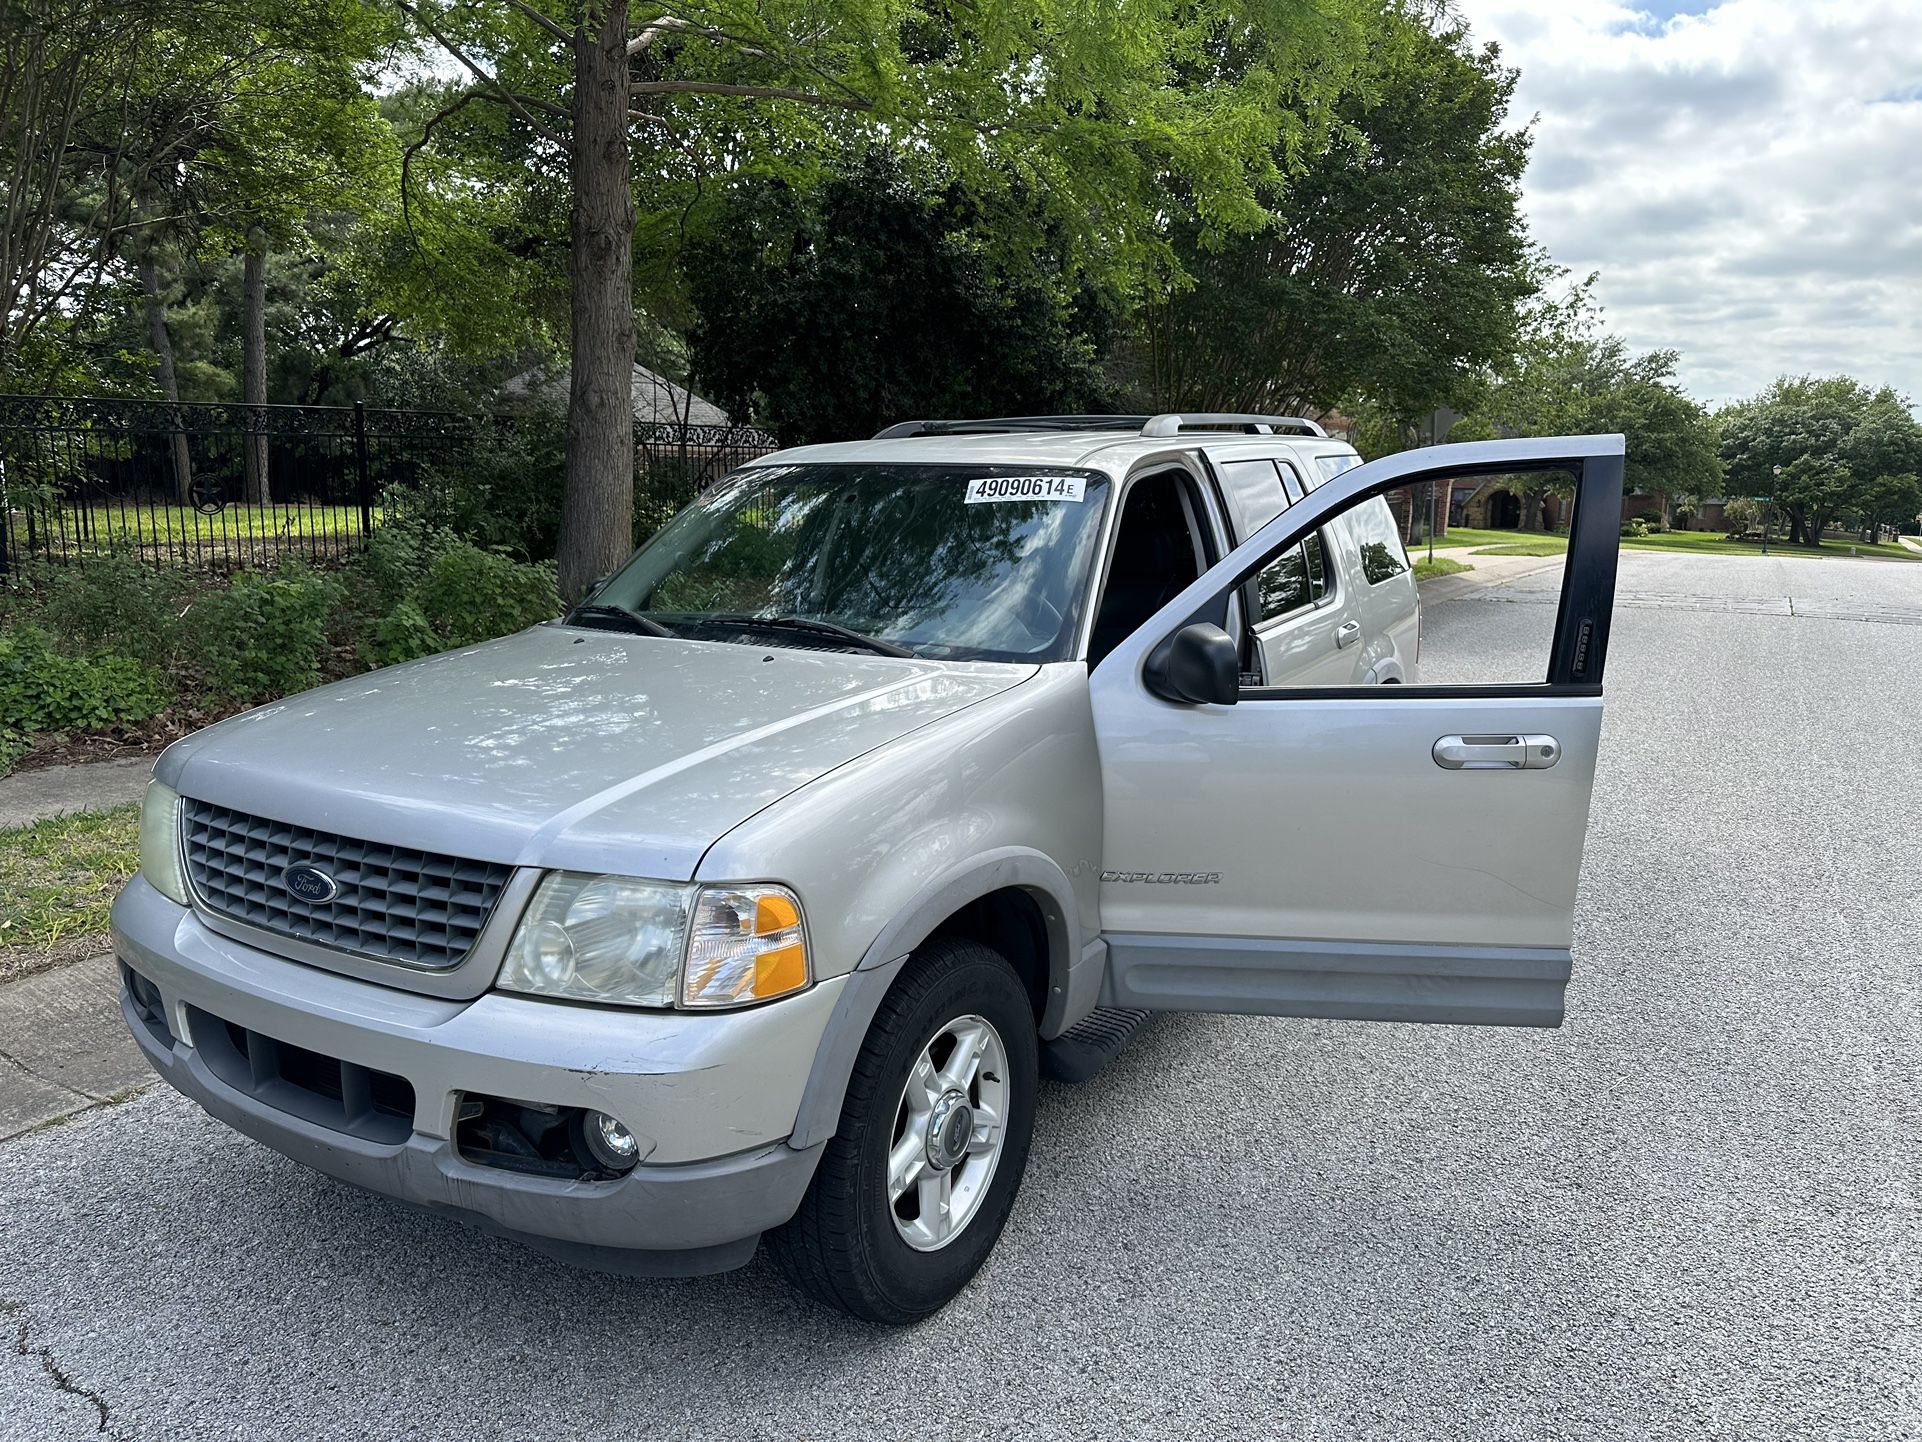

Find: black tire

[769,936,1039,1324]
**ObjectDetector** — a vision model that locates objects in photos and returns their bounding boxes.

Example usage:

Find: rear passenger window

[1347,497,1410,585]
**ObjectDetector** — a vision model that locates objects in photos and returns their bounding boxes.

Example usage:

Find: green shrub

[410,542,560,649]
[362,600,442,669]
[37,553,189,667]
[350,513,458,616]
[0,726,30,775]
[1621,519,1650,538]
[0,625,170,734]
[184,568,342,703]
[407,409,568,560]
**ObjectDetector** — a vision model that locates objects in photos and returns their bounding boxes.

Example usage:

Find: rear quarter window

[1345,496,1410,585]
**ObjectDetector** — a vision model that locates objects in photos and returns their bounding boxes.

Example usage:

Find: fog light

[580,1110,640,1173]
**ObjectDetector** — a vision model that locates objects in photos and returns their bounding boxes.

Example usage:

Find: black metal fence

[0,394,780,580]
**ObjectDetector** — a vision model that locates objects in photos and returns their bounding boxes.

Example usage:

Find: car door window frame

[1079,461,1235,662]
[1105,444,1625,700]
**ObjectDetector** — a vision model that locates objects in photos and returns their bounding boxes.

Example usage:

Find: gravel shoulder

[0,553,1916,1441]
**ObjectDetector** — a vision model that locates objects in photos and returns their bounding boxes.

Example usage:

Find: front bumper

[111,877,840,1276]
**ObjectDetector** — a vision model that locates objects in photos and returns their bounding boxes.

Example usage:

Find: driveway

[2,551,1917,1441]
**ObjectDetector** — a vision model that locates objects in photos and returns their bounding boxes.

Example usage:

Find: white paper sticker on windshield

[964,474,1086,504]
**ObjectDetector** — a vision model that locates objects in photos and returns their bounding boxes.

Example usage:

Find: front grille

[181,798,512,969]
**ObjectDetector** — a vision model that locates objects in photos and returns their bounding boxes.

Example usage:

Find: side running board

[1038,1008,1153,1084]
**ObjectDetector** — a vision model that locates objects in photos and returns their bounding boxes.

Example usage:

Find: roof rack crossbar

[870,413,1331,441]
[873,415,1151,440]
[1139,413,1328,438]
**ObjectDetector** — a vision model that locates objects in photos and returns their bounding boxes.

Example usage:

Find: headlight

[139,781,188,905]
[498,874,693,1006]
[497,875,810,1010]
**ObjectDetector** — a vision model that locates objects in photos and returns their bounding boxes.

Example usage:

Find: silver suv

[114,415,1625,1322]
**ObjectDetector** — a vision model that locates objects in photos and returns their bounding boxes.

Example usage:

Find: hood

[159,626,1034,879]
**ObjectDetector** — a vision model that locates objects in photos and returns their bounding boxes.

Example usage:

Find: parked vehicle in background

[114,415,1625,1322]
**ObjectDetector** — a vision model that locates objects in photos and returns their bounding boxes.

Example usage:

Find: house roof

[500,363,733,427]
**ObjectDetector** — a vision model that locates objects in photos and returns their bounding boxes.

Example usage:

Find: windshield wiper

[564,603,676,638]
[704,613,917,658]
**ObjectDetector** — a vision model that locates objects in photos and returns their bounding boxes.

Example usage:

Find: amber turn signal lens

[681,885,810,1008]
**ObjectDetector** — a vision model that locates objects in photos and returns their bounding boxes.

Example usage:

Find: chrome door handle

[1334,620,1362,649]
[1432,734,1561,770]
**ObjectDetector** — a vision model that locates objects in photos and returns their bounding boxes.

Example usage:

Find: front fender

[693,665,1102,1154]
[785,847,1087,1151]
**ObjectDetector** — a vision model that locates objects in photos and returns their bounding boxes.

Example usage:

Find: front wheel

[769,938,1038,1323]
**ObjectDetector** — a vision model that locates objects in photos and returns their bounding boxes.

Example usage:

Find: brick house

[1386,475,1567,539]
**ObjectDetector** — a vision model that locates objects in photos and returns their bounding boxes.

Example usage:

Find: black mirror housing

[1144,622,1240,706]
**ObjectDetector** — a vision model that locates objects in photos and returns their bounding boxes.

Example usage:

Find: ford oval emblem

[283,862,340,905]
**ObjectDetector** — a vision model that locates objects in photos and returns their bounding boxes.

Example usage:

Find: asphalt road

[3,549,1918,1441]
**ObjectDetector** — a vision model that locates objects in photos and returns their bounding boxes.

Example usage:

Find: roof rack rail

[1139,413,1328,438]
[873,415,1151,439]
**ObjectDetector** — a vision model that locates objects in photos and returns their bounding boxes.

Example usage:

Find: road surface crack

[4,1299,127,1438]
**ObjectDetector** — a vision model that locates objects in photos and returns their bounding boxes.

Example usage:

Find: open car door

[1089,436,1624,1027]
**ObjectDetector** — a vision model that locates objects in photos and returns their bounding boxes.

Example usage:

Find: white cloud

[1456,0,1922,407]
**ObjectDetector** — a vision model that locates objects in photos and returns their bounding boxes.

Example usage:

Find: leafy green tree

[137,3,395,501]
[394,0,1378,598]
[1718,376,1922,544]
[2,0,180,384]
[683,152,1115,444]
[1859,471,1922,539]
[1122,5,1534,420]
[1452,274,1721,529]
[4,0,398,508]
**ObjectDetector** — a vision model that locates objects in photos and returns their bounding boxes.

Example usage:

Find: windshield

[586,462,1114,662]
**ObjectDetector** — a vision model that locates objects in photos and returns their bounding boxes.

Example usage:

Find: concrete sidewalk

[0,955,151,1139]
[0,756,154,830]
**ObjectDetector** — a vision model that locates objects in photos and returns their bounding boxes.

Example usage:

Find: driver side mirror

[1144,623,1240,706]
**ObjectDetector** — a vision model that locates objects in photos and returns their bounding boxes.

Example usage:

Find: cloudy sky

[1454,0,1922,407]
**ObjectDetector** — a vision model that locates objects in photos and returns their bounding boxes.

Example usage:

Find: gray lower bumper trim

[124,988,821,1276]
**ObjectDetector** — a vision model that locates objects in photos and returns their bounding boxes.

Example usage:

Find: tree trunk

[241,231,270,505]
[557,0,636,603]
[139,254,193,506]
[1522,490,1546,533]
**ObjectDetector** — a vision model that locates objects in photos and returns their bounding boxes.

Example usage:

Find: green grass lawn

[1415,526,1918,563]
[1622,530,1922,562]
[1463,539,1569,557]
[1413,556,1473,580]
[0,803,140,952]
[24,503,375,552]
[1408,526,1561,551]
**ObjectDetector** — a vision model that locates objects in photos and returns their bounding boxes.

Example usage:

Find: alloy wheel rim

[887,1013,1009,1252]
